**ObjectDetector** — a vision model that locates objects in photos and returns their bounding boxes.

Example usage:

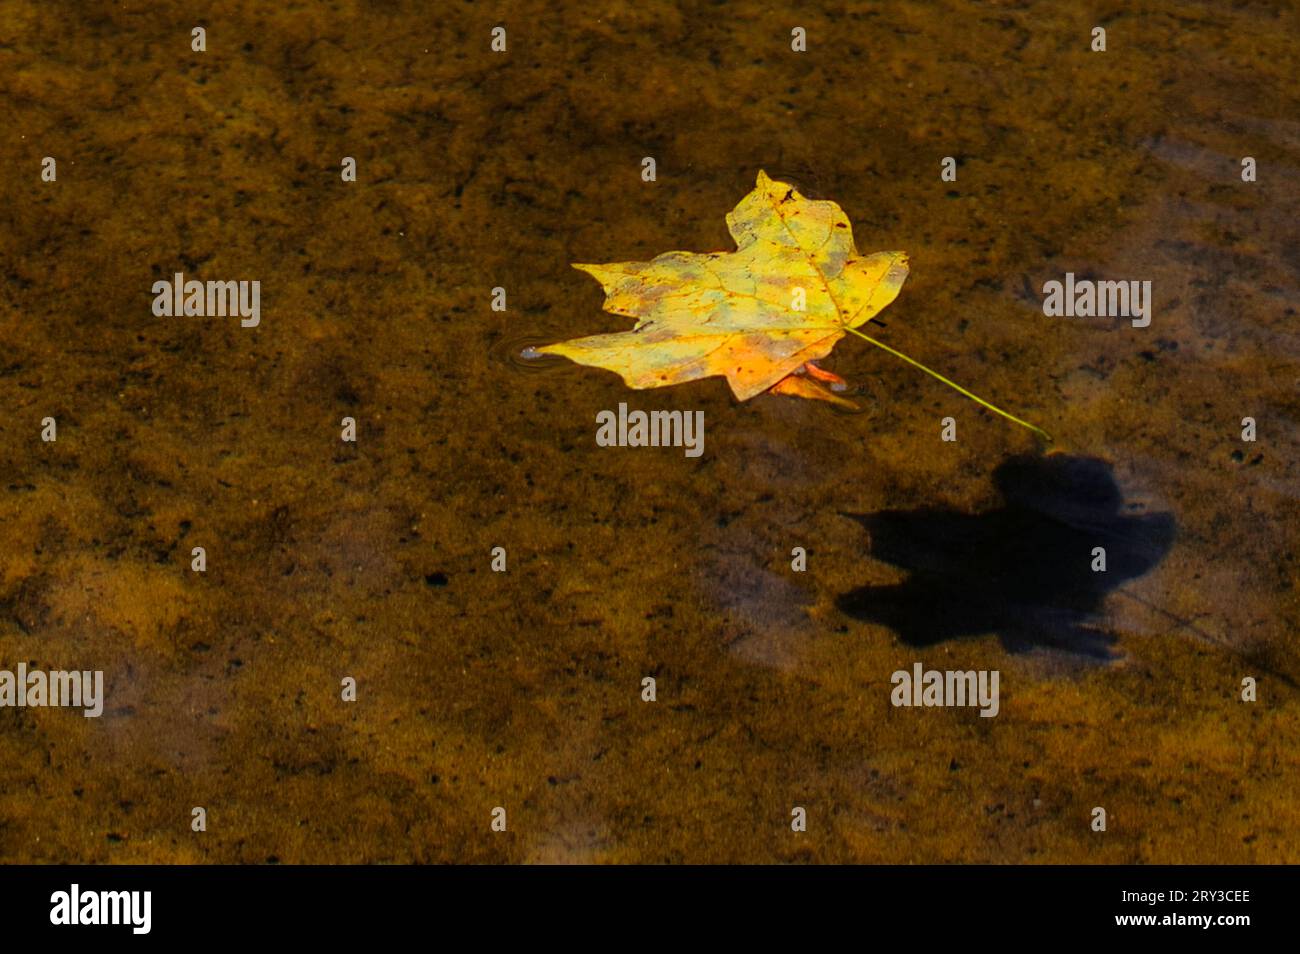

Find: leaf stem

[842,325,1053,443]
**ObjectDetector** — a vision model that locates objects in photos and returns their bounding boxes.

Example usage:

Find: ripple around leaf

[489,334,571,374]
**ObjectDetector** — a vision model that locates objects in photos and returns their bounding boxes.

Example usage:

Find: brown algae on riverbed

[0,1,1297,862]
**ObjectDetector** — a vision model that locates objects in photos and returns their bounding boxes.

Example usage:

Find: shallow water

[0,2,1297,862]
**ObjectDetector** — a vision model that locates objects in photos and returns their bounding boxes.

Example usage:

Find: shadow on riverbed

[837,455,1176,658]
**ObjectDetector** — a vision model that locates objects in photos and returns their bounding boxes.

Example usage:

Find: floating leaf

[541,171,1049,439]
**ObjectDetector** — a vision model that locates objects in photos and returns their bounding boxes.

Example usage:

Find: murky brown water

[1,1,1297,863]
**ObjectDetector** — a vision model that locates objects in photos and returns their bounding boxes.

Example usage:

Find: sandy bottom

[0,1,1296,862]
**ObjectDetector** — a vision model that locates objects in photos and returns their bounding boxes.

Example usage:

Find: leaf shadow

[836,454,1176,658]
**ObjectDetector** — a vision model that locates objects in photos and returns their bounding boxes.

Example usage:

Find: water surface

[0,1,1296,863]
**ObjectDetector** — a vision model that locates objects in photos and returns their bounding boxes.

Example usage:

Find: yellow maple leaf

[540,171,1049,440]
